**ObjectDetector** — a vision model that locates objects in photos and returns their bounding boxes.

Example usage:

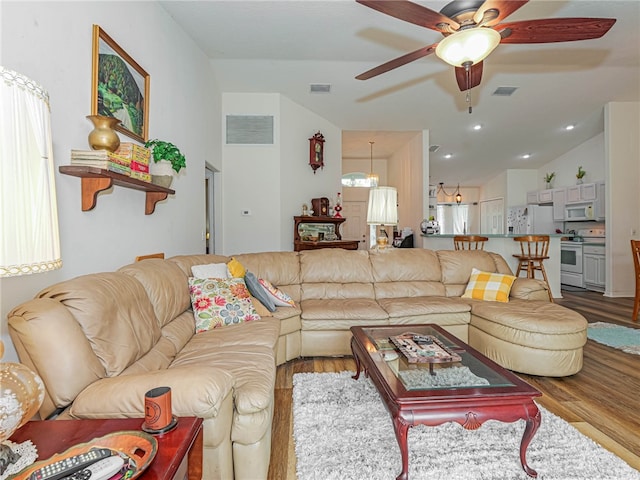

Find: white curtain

[0,67,61,276]
[437,204,469,234]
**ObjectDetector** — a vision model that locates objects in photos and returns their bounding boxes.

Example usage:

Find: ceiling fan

[356,0,616,94]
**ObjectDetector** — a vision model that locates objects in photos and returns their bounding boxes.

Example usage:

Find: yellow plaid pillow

[462,268,516,303]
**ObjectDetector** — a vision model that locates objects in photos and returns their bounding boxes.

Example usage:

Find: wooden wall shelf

[59,166,175,214]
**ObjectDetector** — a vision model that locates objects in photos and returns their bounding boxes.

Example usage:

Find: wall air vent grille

[429,145,440,153]
[492,86,518,96]
[226,115,274,145]
[310,84,331,93]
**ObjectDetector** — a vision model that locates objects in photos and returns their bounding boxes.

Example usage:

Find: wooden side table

[9,417,203,480]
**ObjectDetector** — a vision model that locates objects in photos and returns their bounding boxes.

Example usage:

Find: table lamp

[0,66,60,474]
[367,186,398,248]
[0,341,45,475]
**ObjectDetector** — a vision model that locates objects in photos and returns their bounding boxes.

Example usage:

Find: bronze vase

[87,115,121,152]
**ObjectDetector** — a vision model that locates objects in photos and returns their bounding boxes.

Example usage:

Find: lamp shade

[435,28,501,67]
[367,186,398,226]
[0,67,61,277]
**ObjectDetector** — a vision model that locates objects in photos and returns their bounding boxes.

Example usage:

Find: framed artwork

[91,25,149,143]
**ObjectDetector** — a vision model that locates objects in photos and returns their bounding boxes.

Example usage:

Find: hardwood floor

[267,290,640,479]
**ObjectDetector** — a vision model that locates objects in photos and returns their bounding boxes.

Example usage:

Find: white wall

[388,133,423,236]
[221,93,341,254]
[537,133,605,188]
[605,102,640,297]
[1,1,218,361]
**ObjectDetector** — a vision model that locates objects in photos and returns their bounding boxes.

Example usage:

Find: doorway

[205,166,216,254]
[342,201,368,250]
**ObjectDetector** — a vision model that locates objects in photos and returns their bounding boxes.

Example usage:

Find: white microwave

[565,202,595,221]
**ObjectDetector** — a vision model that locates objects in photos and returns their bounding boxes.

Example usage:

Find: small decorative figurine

[302,204,310,216]
[333,192,343,218]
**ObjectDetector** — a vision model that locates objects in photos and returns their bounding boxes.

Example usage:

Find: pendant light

[367,141,379,188]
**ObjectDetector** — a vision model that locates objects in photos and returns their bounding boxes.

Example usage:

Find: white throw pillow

[191,263,229,279]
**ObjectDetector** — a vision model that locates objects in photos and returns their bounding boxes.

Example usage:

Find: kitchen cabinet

[566,183,597,204]
[583,244,605,292]
[552,188,566,221]
[526,191,539,204]
[537,189,553,204]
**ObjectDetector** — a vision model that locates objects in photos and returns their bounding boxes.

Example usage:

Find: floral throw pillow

[259,278,296,307]
[188,277,260,332]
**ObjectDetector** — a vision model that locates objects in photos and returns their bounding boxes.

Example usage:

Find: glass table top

[363,325,515,391]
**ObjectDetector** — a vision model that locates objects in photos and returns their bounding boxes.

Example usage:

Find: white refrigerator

[507,205,558,234]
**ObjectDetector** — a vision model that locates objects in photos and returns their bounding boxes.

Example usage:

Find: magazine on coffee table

[389,332,462,364]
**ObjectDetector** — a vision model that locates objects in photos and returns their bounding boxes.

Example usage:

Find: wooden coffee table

[350,325,542,480]
[9,416,203,480]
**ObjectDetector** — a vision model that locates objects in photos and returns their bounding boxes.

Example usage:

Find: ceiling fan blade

[455,62,483,92]
[356,43,438,80]
[473,0,528,27]
[356,0,459,32]
[498,18,616,44]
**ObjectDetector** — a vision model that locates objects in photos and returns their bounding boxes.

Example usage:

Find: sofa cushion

[462,268,516,303]
[437,250,508,296]
[118,259,192,329]
[470,300,587,350]
[377,296,471,318]
[370,249,446,298]
[300,249,375,300]
[36,272,161,377]
[300,298,388,322]
[189,277,260,332]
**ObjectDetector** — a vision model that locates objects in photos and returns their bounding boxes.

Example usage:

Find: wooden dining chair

[512,235,553,302]
[453,235,489,251]
[631,240,640,322]
[135,252,165,262]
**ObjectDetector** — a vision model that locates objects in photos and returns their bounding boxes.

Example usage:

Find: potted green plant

[543,172,555,189]
[145,139,186,188]
[576,166,586,184]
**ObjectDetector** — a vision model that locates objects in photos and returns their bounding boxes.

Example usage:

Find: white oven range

[560,228,605,288]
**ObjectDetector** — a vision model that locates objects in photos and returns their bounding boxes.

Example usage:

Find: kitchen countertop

[421,233,568,238]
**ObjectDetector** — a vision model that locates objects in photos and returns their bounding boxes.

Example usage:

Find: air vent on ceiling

[310,84,331,94]
[226,115,274,145]
[492,86,518,97]
[429,145,440,153]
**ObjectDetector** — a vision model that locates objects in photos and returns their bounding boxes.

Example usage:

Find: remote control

[61,456,125,480]
[28,448,113,480]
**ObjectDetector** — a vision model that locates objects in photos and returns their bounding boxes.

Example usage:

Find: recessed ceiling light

[473,124,482,130]
[565,124,575,131]
[521,153,531,159]
[444,153,453,159]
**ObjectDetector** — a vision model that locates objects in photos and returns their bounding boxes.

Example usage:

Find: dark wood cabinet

[293,216,359,252]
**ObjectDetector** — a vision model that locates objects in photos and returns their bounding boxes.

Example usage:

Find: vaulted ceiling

[160,0,640,186]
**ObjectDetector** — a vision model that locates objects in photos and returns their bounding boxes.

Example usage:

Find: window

[341,172,376,188]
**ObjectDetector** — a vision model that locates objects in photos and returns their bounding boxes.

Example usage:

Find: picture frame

[91,25,149,143]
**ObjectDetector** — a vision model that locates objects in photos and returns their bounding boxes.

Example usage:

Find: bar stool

[631,240,640,322]
[512,235,553,302]
[454,235,489,251]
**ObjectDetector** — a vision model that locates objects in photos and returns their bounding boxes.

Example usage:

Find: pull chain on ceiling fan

[356,0,616,98]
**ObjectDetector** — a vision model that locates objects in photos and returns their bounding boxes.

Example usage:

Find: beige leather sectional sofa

[7,248,587,479]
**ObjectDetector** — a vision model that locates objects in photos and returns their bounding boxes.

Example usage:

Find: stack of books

[116,143,151,182]
[70,149,131,176]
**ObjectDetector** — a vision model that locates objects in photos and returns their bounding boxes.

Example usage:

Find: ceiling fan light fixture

[435,28,501,67]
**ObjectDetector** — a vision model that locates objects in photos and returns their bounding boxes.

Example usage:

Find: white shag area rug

[293,371,640,480]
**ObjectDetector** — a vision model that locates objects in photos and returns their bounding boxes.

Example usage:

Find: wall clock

[309,131,325,173]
